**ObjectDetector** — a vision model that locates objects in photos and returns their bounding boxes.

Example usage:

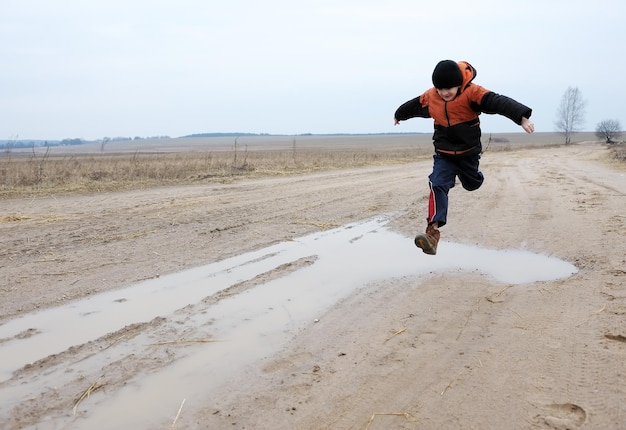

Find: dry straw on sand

[72,380,105,415]
[171,398,186,429]
[151,339,221,346]
[365,412,417,429]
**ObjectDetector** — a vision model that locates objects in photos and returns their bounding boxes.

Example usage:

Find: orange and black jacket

[394,61,532,157]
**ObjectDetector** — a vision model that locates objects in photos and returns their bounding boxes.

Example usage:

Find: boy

[394,60,534,255]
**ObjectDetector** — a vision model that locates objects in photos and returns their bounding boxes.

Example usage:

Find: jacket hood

[457,61,477,91]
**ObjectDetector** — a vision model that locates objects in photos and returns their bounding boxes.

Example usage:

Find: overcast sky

[1,0,623,140]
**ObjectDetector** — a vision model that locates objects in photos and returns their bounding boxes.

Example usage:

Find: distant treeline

[180,132,422,138]
[0,139,61,149]
[0,136,171,150]
[180,132,271,138]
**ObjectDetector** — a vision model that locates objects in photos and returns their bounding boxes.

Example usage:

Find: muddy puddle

[0,215,578,428]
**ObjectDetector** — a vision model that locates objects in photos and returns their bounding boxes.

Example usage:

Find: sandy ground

[1,142,625,429]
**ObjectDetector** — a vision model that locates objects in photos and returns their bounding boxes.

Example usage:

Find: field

[0,132,582,197]
[1,133,625,429]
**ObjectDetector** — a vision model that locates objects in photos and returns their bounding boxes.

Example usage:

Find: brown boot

[414,224,440,255]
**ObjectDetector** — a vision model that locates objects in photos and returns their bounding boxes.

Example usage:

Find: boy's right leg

[426,155,457,227]
[416,155,456,255]
[414,223,440,255]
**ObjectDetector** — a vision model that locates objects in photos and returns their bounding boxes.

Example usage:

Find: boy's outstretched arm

[479,92,532,131]
[394,96,430,125]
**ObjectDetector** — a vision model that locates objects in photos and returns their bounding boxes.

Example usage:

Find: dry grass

[1,132,613,199]
[0,147,428,198]
[609,144,626,162]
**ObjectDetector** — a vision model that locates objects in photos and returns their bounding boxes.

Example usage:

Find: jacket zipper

[444,101,451,127]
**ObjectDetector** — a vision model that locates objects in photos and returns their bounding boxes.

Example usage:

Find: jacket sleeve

[479,91,532,125]
[394,96,430,121]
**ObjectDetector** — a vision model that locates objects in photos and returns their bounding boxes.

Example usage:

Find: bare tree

[31,145,51,184]
[554,86,586,144]
[4,133,18,157]
[100,137,110,154]
[595,119,622,144]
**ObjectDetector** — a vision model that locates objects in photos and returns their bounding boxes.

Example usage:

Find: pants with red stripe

[427,153,484,227]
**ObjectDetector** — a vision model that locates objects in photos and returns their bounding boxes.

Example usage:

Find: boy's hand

[394,118,400,125]
[521,117,534,134]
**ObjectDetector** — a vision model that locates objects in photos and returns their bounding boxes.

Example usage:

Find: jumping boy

[394,60,534,255]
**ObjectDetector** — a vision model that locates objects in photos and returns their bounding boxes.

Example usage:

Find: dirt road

[1,142,625,429]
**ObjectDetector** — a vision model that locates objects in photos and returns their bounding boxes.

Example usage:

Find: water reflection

[0,216,577,382]
[0,216,578,428]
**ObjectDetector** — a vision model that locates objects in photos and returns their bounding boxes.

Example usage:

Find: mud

[1,141,625,429]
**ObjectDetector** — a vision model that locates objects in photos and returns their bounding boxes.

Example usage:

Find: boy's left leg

[457,154,484,191]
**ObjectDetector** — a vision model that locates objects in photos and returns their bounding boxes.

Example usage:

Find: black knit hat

[432,60,463,89]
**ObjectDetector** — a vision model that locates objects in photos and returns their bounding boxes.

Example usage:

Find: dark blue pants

[427,153,484,227]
